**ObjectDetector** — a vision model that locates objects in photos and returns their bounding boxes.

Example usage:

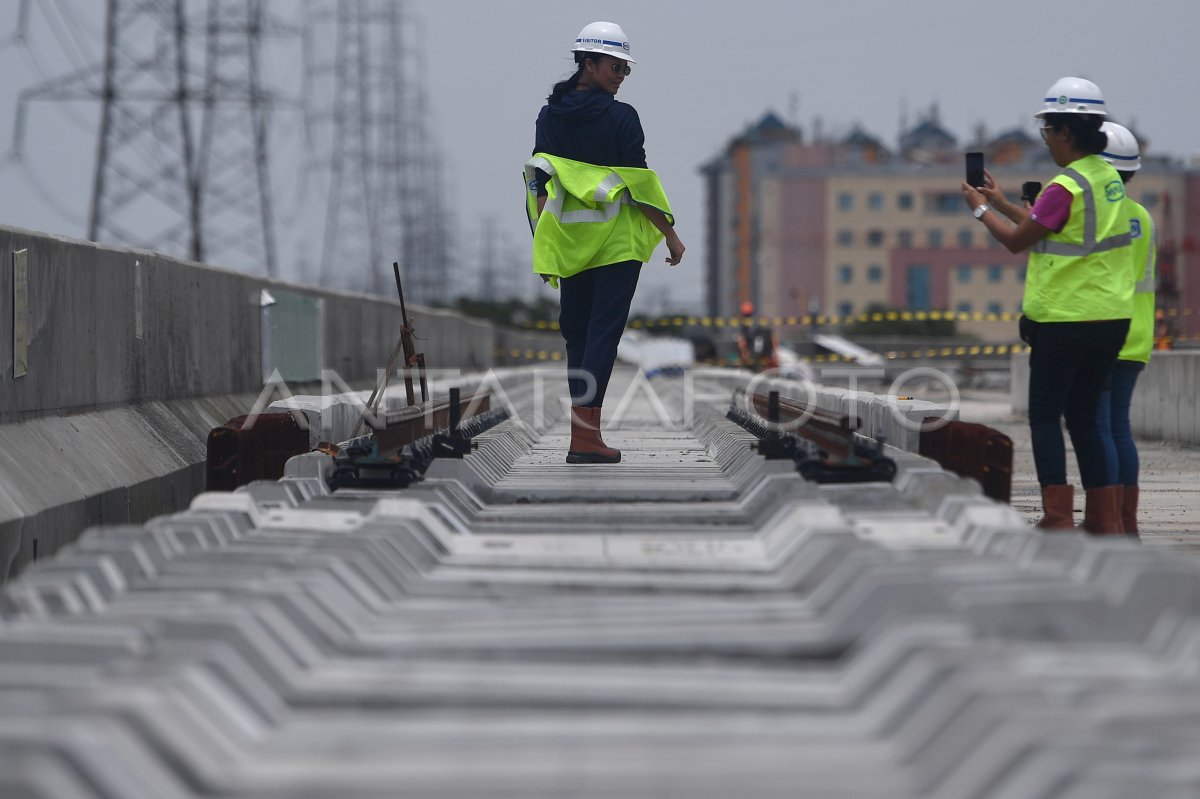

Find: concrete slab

[957,388,1200,553]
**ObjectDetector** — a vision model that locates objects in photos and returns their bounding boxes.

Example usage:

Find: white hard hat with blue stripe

[571,21,635,63]
[1100,121,1141,172]
[1034,76,1107,118]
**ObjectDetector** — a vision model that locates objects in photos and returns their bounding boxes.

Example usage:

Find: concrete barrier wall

[0,225,559,580]
[0,392,263,581]
[0,225,557,423]
[1010,350,1200,444]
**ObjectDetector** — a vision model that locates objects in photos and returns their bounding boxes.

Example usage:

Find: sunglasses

[1039,125,1055,141]
[608,62,631,76]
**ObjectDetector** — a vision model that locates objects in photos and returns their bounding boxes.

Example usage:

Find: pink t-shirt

[1028,183,1072,233]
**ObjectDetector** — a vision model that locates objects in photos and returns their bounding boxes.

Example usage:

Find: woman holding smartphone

[961,77,1133,534]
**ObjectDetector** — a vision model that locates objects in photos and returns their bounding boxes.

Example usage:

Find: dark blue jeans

[1026,318,1129,489]
[559,260,641,407]
[1096,359,1144,486]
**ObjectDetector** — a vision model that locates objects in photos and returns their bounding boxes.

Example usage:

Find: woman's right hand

[665,233,685,266]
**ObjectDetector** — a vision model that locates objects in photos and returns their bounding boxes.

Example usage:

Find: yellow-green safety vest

[1023,154,1133,322]
[1118,197,1156,363]
[525,153,673,288]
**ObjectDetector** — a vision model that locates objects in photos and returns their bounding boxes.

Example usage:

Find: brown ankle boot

[1036,484,1075,530]
[566,406,620,464]
[1079,486,1124,535]
[1120,485,1139,536]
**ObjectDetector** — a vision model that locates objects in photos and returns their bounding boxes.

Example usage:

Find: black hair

[1042,112,1107,155]
[1117,170,1136,185]
[546,52,596,105]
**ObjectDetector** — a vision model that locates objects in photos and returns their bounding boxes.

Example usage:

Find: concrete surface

[958,388,1200,552]
[1011,350,1200,444]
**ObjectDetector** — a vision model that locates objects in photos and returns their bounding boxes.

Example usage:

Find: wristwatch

[973,204,990,220]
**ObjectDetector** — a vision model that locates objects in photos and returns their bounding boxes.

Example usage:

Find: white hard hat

[571,21,635,63]
[1100,121,1141,171]
[1034,76,1107,118]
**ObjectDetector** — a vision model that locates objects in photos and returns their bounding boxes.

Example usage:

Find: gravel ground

[955,388,1200,553]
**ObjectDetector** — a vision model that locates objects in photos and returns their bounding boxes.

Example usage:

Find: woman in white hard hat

[527,21,685,464]
[961,77,1134,535]
[1094,121,1155,537]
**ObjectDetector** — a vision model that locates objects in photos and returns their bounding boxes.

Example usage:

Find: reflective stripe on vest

[1120,199,1156,363]
[1133,209,1156,292]
[524,154,673,287]
[1023,155,1133,322]
[1032,167,1132,257]
[526,156,633,225]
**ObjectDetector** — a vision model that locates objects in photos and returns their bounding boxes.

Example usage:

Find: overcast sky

[1,0,1198,313]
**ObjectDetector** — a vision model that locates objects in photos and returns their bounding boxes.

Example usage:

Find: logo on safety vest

[528,179,538,192]
[1130,218,1142,238]
[1104,180,1125,203]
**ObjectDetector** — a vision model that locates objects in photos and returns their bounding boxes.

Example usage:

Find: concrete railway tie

[2,371,1200,798]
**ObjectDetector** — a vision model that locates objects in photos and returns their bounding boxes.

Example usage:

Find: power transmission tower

[395,14,453,307]
[372,0,409,298]
[196,0,278,275]
[303,0,452,302]
[307,0,379,291]
[8,0,282,272]
[89,0,202,258]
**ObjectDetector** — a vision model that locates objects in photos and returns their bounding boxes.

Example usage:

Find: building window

[838,301,854,319]
[868,192,883,210]
[987,265,1003,283]
[928,229,943,248]
[927,192,961,214]
[957,228,973,248]
[838,265,853,284]
[897,192,914,210]
[866,229,884,247]
[957,302,973,314]
[957,265,972,283]
[838,192,854,210]
[867,265,883,283]
[837,229,853,246]
[987,302,1003,315]
[907,264,931,310]
[896,229,913,248]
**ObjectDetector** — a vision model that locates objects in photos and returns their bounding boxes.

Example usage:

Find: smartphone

[1021,181,1043,205]
[965,152,985,188]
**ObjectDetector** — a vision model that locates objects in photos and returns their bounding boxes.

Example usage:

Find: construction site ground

[956,388,1200,552]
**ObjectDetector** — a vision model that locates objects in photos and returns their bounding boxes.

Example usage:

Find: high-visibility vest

[1023,154,1133,322]
[525,153,673,288]
[1118,198,1156,363]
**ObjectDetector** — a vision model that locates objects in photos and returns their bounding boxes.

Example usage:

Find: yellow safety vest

[1118,198,1156,363]
[1023,154,1133,322]
[525,153,673,288]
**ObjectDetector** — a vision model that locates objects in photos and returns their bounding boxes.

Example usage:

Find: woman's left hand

[962,182,987,210]
[664,232,685,266]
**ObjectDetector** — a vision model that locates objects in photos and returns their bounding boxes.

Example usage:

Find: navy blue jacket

[533,89,647,196]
